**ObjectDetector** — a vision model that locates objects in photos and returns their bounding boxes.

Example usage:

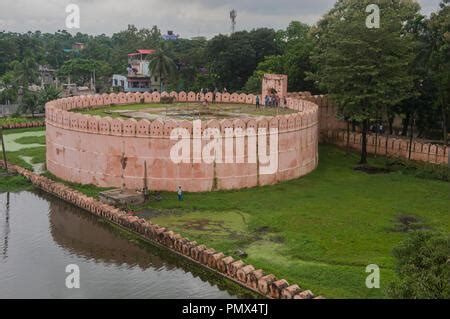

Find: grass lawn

[76,102,295,120]
[2,127,46,171]
[2,126,448,298]
[0,168,33,192]
[132,145,449,299]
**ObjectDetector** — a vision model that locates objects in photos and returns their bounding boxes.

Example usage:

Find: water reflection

[0,190,255,299]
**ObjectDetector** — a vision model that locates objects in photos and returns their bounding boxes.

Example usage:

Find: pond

[0,189,256,299]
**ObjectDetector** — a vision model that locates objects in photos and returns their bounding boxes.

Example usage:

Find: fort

[45,75,320,192]
[44,74,448,193]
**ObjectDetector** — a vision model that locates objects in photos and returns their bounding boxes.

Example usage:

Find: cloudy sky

[0,0,443,38]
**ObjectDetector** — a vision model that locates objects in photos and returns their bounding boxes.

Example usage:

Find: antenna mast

[230,9,237,34]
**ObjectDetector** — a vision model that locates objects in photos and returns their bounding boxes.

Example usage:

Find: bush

[160,96,175,104]
[388,231,449,299]
[385,158,449,182]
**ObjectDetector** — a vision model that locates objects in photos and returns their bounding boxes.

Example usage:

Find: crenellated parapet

[46,92,319,136]
[45,91,320,192]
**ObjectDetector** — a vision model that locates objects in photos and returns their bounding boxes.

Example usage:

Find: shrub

[388,231,449,299]
[385,158,449,182]
[160,96,175,104]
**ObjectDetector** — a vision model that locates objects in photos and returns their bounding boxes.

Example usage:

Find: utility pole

[408,113,415,160]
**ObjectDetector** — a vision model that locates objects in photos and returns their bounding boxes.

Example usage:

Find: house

[112,49,161,93]
[112,74,128,92]
[162,31,180,41]
[72,42,86,51]
[38,65,58,87]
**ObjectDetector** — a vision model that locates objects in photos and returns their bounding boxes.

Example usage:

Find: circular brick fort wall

[45,91,319,192]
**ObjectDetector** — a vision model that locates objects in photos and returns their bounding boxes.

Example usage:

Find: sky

[0,0,444,38]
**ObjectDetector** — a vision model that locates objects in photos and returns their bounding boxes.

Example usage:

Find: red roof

[127,49,155,57]
[137,49,155,54]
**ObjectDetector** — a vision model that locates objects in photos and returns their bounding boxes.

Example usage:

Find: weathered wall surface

[294,92,449,165]
[45,91,319,192]
[0,104,20,117]
[262,74,288,98]
[323,130,448,165]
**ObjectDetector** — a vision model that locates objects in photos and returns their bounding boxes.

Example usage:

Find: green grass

[42,171,113,198]
[75,103,163,117]
[133,145,449,299]
[76,102,295,119]
[5,147,45,170]
[14,135,46,145]
[0,168,33,192]
[2,127,46,171]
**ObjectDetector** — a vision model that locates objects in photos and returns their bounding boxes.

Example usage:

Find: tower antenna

[230,9,237,34]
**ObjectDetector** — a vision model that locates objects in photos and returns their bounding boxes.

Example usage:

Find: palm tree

[11,52,39,90]
[38,85,62,106]
[148,43,177,93]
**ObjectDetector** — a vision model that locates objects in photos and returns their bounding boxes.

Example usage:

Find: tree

[10,51,39,91]
[245,21,316,94]
[428,0,450,144]
[0,72,18,104]
[21,91,40,117]
[389,231,449,299]
[38,85,62,106]
[58,58,111,90]
[244,55,285,93]
[148,42,177,92]
[206,28,281,91]
[310,0,418,164]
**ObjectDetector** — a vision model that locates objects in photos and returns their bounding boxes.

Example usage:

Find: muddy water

[0,190,254,299]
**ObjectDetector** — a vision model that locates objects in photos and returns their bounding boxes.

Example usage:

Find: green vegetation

[132,145,449,299]
[76,103,166,117]
[2,127,46,170]
[5,146,45,171]
[148,42,177,92]
[388,231,449,299]
[0,116,44,127]
[310,0,418,164]
[384,158,450,182]
[14,134,45,145]
[0,168,33,192]
[76,102,295,119]
[42,171,112,199]
[245,21,315,93]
